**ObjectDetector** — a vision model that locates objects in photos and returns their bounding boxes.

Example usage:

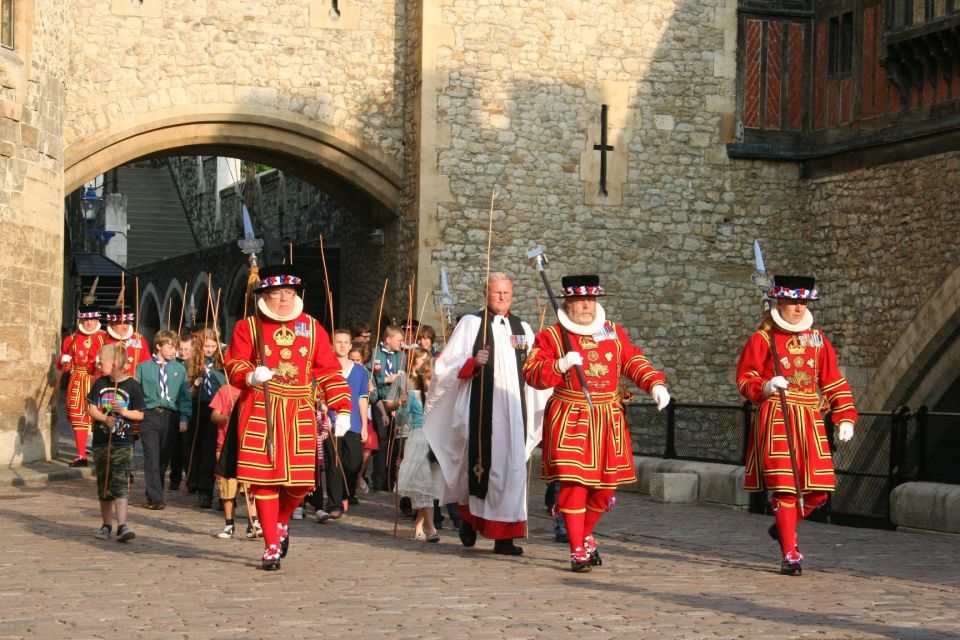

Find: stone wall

[806,150,960,408]
[64,1,407,169]
[0,1,71,464]
[423,0,810,403]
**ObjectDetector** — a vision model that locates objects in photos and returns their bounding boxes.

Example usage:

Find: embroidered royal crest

[604,352,613,362]
[273,325,296,347]
[585,362,609,378]
[83,337,92,349]
[785,335,806,355]
[588,351,600,362]
[280,348,293,360]
[579,335,599,350]
[264,345,273,357]
[806,358,815,368]
[299,346,308,358]
[274,361,299,378]
[793,356,804,368]
[788,370,812,387]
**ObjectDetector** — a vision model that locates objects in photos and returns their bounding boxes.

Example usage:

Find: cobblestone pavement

[1,469,958,640]
[2,407,956,639]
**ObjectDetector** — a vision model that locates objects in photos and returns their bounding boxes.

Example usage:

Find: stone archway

[859,265,960,410]
[162,280,186,333]
[138,284,163,346]
[63,105,402,216]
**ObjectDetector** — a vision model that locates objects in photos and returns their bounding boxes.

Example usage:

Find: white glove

[334,413,351,438]
[837,421,854,442]
[556,351,583,373]
[762,375,789,396]
[652,385,671,411]
[60,354,72,364]
[246,366,274,386]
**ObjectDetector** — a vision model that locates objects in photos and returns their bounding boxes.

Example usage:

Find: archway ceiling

[63,106,401,222]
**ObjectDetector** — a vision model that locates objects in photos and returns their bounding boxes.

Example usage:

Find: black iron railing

[623,401,959,526]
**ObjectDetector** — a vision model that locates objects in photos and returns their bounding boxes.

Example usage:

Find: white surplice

[423,313,550,524]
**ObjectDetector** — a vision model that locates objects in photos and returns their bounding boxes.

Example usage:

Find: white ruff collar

[558,303,607,336]
[257,296,304,323]
[78,323,102,336]
[771,307,813,333]
[107,325,133,340]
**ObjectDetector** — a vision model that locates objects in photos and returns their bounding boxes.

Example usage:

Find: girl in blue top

[396,360,441,542]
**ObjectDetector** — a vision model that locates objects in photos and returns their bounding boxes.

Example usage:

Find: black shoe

[780,549,803,576]
[116,524,136,542]
[279,526,290,558]
[68,457,88,468]
[451,517,462,530]
[493,539,523,556]
[169,483,180,491]
[147,502,166,510]
[348,496,359,506]
[583,535,602,566]
[262,545,282,571]
[186,486,197,495]
[570,547,592,573]
[555,532,569,544]
[198,494,212,509]
[458,519,477,547]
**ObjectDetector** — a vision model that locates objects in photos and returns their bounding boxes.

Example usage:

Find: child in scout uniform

[136,330,193,510]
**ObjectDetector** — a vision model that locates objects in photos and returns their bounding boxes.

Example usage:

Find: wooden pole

[473,188,496,485]
[178,281,189,335]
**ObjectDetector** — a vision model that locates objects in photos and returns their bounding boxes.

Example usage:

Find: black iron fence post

[891,406,911,488]
[663,398,677,458]
[915,405,928,482]
[740,400,752,461]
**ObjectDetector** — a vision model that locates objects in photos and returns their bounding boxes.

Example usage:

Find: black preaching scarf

[467,310,528,499]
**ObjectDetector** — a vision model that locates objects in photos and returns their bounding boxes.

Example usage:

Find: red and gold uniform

[57,326,107,460]
[224,314,350,486]
[737,273,857,575]
[224,266,350,570]
[526,321,666,487]
[524,275,670,572]
[737,319,857,494]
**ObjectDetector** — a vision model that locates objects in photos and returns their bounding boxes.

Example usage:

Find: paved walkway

[0,468,957,639]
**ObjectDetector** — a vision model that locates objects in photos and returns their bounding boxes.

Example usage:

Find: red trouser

[771,490,828,555]
[251,484,311,551]
[557,482,615,553]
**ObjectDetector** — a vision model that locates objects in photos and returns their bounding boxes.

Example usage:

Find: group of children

[82,316,446,545]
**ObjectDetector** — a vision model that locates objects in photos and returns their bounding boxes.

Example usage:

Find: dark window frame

[1,0,13,50]
[827,11,854,76]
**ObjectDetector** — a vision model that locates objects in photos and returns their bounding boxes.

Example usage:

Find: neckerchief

[153,354,170,402]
